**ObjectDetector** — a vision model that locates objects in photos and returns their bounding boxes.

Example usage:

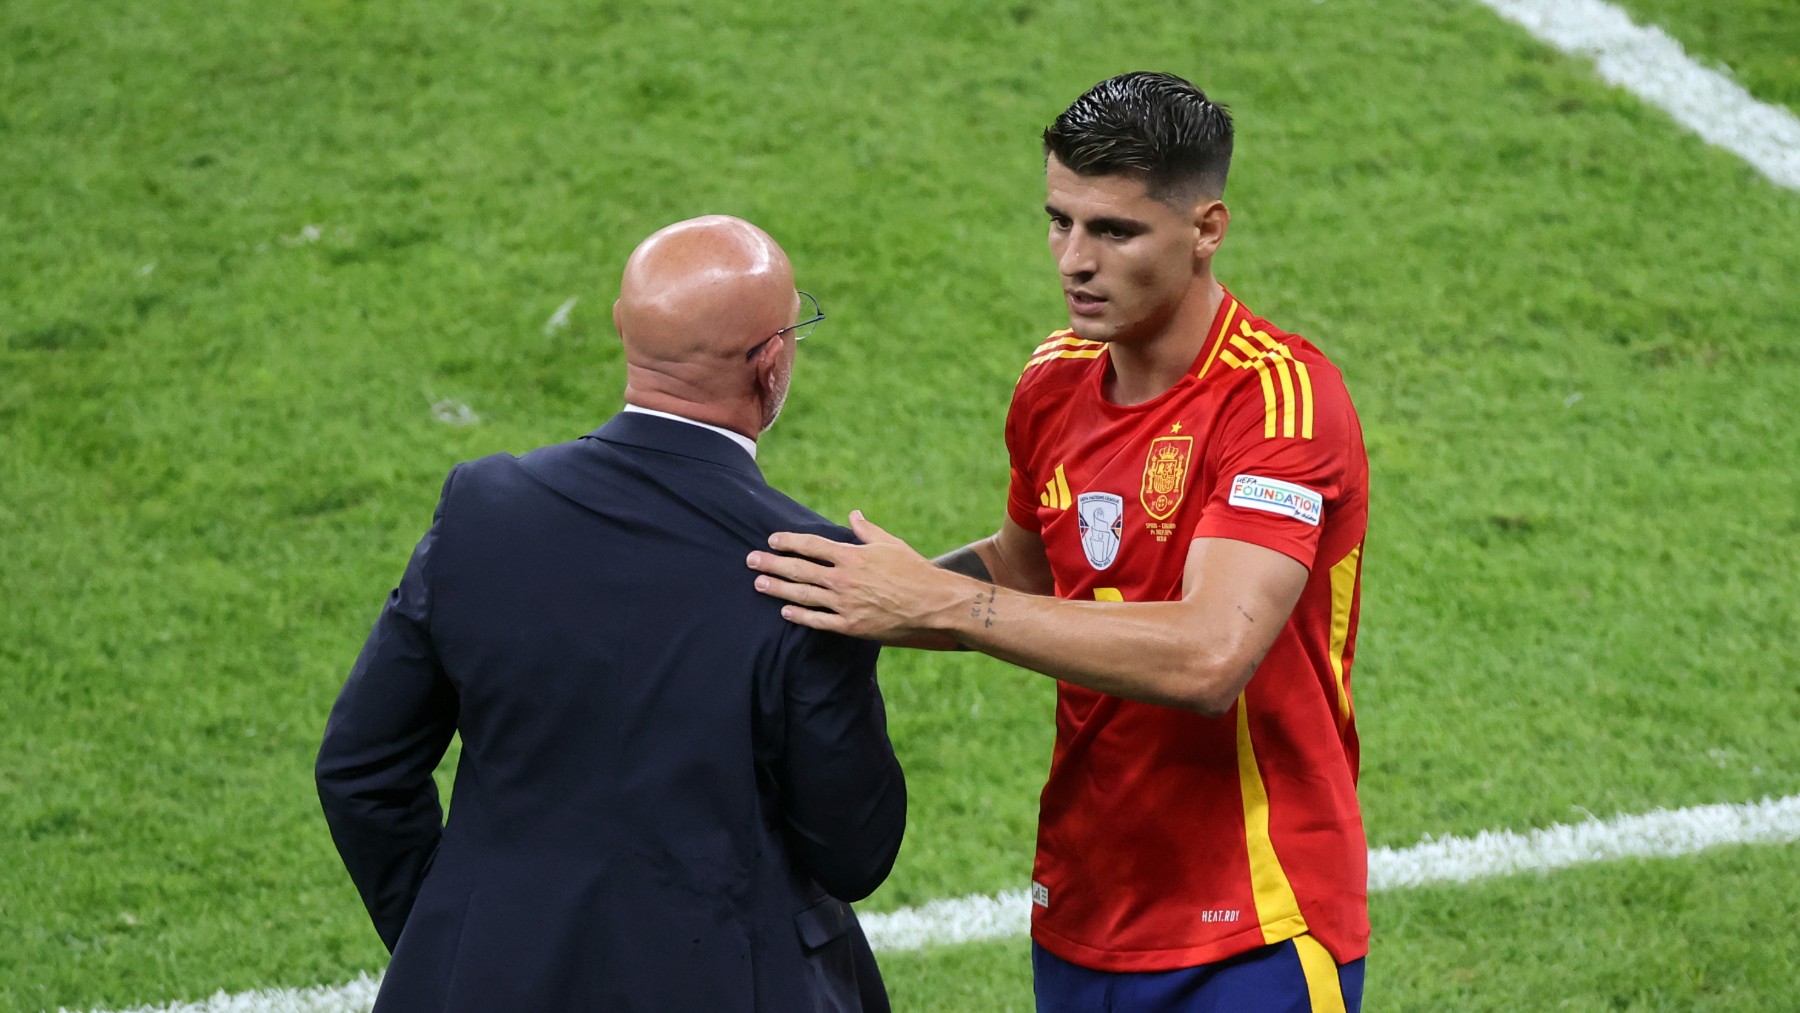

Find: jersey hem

[1030,914,1325,974]
[1007,497,1041,533]
[1189,524,1318,571]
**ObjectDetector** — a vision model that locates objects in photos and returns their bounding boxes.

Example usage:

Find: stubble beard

[760,360,792,434]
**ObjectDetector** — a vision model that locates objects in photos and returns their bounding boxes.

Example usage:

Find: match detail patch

[1076,491,1124,570]
[1031,881,1050,908]
[1228,474,1323,526]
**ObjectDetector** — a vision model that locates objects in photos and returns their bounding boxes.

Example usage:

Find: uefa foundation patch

[1228,474,1323,526]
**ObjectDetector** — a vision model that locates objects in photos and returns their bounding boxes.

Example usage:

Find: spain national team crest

[1140,435,1194,520]
[1076,492,1124,571]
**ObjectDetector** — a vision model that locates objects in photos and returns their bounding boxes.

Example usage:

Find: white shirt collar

[621,404,758,460]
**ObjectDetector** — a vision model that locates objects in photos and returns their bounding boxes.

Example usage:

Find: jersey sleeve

[1004,377,1043,533]
[1191,371,1352,570]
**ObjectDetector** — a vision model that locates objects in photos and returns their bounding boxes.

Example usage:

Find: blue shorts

[1032,936,1364,1013]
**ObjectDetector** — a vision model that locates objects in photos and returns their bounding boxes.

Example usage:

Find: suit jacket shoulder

[322,411,903,1012]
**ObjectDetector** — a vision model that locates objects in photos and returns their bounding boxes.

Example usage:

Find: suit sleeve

[774,624,905,902]
[315,468,461,951]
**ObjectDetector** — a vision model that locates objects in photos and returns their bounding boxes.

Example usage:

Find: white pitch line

[67,976,382,1013]
[862,887,1033,953]
[1367,793,1800,889]
[70,795,1800,1011]
[1477,0,1800,190]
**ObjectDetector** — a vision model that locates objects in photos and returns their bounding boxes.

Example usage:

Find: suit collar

[585,411,763,477]
[619,404,758,460]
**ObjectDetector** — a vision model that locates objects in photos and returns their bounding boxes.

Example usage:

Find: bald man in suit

[317,216,906,1012]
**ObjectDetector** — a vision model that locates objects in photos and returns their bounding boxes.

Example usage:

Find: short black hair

[1042,72,1234,202]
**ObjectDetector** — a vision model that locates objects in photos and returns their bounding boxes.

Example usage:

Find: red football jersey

[1004,287,1370,971]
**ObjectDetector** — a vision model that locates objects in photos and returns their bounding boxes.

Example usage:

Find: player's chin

[1066,317,1117,343]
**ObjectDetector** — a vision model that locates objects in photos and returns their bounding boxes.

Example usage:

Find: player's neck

[1103,278,1223,407]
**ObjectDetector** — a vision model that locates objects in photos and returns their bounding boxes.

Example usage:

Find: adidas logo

[1039,464,1071,510]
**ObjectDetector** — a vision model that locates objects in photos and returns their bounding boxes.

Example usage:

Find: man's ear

[612,299,624,339]
[750,334,784,396]
[1193,199,1229,261]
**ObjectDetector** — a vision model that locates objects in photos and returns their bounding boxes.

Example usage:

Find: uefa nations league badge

[1076,492,1124,570]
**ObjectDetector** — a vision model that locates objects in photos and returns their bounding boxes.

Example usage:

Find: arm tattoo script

[970,586,998,628]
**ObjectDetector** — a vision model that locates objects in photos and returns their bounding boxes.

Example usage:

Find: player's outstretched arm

[933,518,1055,595]
[806,518,1054,651]
[748,513,1304,715]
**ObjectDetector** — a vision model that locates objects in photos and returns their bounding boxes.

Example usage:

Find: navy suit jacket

[316,412,906,1012]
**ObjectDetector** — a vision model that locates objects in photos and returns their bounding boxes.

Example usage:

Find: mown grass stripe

[1477,0,1800,189]
[75,796,1800,1012]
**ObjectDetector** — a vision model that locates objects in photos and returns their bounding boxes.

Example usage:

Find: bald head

[613,215,803,438]
[616,216,795,363]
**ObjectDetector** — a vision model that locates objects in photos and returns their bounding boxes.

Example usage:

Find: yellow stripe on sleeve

[1247,328,1293,358]
[1236,696,1309,944]
[1296,361,1315,439]
[1252,360,1278,438]
[1246,328,1314,441]
[1220,324,1319,440]
[1269,354,1297,438]
[1228,334,1264,360]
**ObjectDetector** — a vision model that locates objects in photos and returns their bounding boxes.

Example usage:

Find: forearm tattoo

[970,585,998,628]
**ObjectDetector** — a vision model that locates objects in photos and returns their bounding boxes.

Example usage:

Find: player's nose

[1057,236,1096,278]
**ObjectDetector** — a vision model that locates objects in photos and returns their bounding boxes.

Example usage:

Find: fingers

[848,509,902,546]
[777,604,847,633]
[764,530,848,563]
[749,575,848,633]
[746,549,835,587]
[752,573,830,609]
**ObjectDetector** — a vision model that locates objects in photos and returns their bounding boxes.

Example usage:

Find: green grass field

[3,0,1798,1009]
[1610,0,1800,111]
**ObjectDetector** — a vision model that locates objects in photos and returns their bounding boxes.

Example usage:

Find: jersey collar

[1190,286,1244,383]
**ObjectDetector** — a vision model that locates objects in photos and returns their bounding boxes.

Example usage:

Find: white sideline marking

[74,795,1800,1012]
[1478,0,1800,190]
[863,887,1033,953]
[68,975,381,1013]
[1367,793,1800,889]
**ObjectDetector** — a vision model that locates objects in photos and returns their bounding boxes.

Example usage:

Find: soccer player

[747,72,1370,1011]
